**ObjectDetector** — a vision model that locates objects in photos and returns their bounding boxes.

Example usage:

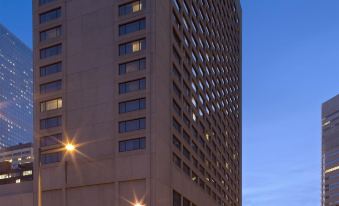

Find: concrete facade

[322,95,339,206]
[33,0,241,206]
[0,181,33,206]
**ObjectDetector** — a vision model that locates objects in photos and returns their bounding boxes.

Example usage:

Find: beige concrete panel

[42,190,62,206]
[66,159,115,187]
[67,183,115,206]
[0,193,33,206]
[115,154,149,180]
[41,166,65,190]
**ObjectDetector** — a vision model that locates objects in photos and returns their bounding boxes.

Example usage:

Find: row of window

[173,191,196,206]
[117,1,148,154]
[41,136,145,164]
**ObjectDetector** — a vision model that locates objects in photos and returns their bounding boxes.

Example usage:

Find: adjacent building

[322,95,339,206]
[0,143,33,185]
[33,0,241,206]
[0,24,33,148]
[0,143,34,206]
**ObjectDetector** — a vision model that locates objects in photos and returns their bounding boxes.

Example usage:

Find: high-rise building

[0,24,33,148]
[322,95,339,206]
[33,0,241,206]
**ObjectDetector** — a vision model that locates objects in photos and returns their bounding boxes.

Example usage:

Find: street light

[134,202,144,206]
[65,143,75,152]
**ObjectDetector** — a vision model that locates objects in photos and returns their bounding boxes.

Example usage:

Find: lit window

[0,174,9,179]
[23,170,33,176]
[119,0,144,16]
[16,179,21,183]
[119,39,146,56]
[40,98,62,112]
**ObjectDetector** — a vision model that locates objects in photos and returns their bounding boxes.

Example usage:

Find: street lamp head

[65,143,75,152]
[134,202,144,206]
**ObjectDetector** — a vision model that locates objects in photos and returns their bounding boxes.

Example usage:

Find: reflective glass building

[0,24,33,148]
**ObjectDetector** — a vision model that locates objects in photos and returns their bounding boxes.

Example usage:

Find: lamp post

[63,143,75,206]
[38,142,76,206]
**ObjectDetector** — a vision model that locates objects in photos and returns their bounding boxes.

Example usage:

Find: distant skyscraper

[0,24,33,148]
[322,95,339,206]
[33,0,241,206]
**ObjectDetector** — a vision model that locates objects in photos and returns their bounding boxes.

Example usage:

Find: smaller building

[0,143,33,185]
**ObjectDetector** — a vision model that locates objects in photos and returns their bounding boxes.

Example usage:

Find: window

[40,44,62,59]
[172,0,180,11]
[119,118,146,133]
[119,98,146,113]
[39,0,57,5]
[173,118,181,133]
[173,153,181,168]
[41,152,61,164]
[183,163,190,176]
[40,80,62,94]
[119,39,145,55]
[23,170,33,176]
[173,191,182,206]
[40,116,61,129]
[119,19,146,36]
[119,137,145,152]
[119,0,144,16]
[40,133,62,147]
[39,8,61,24]
[183,198,190,206]
[40,98,62,112]
[40,62,62,77]
[40,26,61,41]
[119,78,146,94]
[173,135,181,150]
[183,146,190,160]
[119,58,146,75]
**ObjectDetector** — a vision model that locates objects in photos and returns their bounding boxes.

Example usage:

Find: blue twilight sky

[1,0,339,205]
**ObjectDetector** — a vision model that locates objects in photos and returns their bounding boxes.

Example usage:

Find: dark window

[119,118,146,133]
[119,58,146,75]
[119,137,145,152]
[40,44,62,59]
[173,191,182,206]
[39,8,61,24]
[41,152,61,164]
[40,116,62,129]
[40,133,62,147]
[119,19,146,36]
[173,99,181,116]
[183,147,190,160]
[183,198,190,206]
[173,82,181,97]
[119,98,146,113]
[119,39,146,56]
[183,163,190,176]
[173,135,181,150]
[173,154,181,168]
[182,131,190,143]
[40,62,62,77]
[119,78,146,94]
[40,26,61,41]
[173,118,181,133]
[39,0,57,5]
[40,80,62,94]
[119,0,144,16]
